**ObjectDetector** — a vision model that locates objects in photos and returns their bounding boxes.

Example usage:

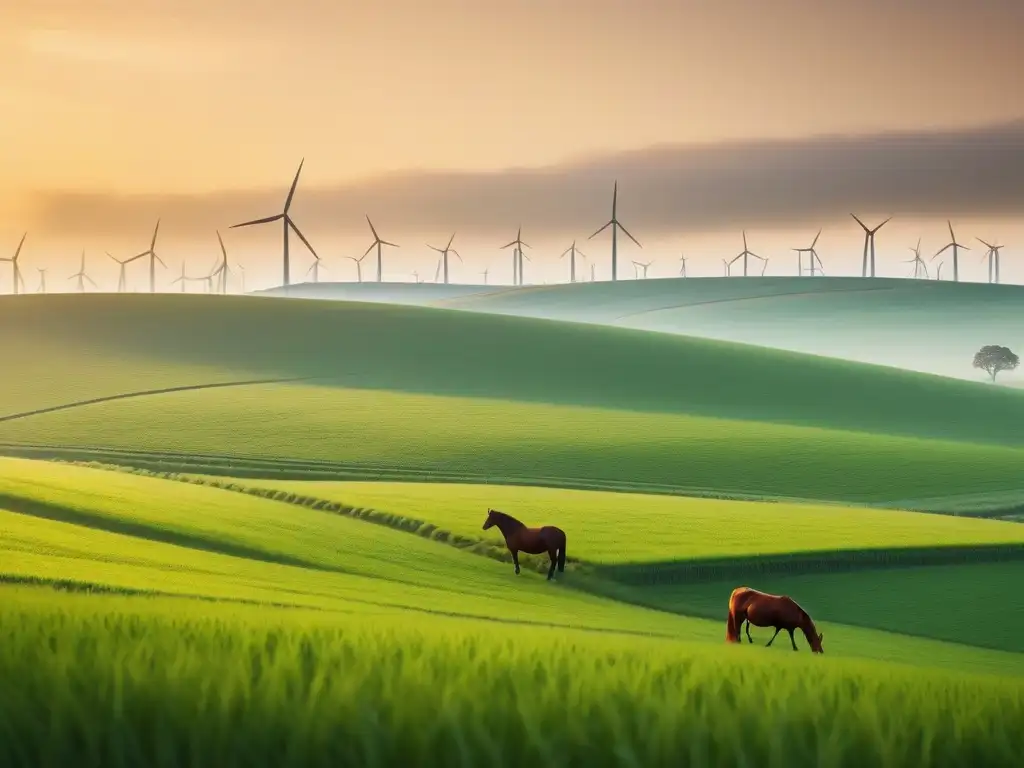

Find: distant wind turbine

[722,258,731,276]
[307,254,326,283]
[364,216,399,283]
[850,214,891,277]
[131,220,167,292]
[428,233,461,285]
[235,263,246,293]
[793,229,822,276]
[588,181,640,281]
[560,240,587,283]
[230,160,317,287]
[480,267,489,285]
[760,257,770,276]
[107,251,144,293]
[210,231,231,294]
[678,254,688,277]
[633,260,654,279]
[345,253,369,283]
[977,237,1003,284]
[936,262,945,281]
[729,231,766,276]
[904,239,929,279]
[412,270,423,284]
[171,261,189,293]
[501,227,530,286]
[932,220,969,283]
[68,252,98,293]
[37,267,47,294]
[1,233,27,295]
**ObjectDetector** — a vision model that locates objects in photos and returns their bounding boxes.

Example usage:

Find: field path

[0,377,313,424]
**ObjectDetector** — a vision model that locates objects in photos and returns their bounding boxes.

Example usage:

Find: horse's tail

[557,532,566,572]
[725,587,745,643]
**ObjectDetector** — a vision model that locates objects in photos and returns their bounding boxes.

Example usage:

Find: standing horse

[482,508,567,581]
[725,586,824,653]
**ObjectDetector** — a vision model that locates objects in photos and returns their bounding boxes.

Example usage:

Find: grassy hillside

[277,277,1024,382]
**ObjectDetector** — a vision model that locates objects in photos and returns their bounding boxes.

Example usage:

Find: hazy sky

[4,0,1024,290]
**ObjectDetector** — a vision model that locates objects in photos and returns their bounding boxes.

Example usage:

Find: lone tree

[973,345,1019,382]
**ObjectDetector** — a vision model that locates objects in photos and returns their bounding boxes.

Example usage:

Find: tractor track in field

[0,377,315,425]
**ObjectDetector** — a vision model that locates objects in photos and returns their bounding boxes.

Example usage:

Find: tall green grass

[1,587,1021,768]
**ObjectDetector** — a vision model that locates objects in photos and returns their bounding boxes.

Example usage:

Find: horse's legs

[765,627,781,647]
[546,549,557,581]
[788,628,798,651]
[510,549,521,575]
[744,620,754,644]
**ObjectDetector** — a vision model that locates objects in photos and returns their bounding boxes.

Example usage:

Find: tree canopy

[973,345,1019,382]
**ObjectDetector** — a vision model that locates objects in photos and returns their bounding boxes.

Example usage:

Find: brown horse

[482,508,566,581]
[725,586,824,653]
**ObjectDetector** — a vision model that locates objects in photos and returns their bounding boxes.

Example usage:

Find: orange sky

[3,0,1024,290]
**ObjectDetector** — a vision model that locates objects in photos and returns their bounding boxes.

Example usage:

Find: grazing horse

[482,508,567,581]
[725,586,824,653]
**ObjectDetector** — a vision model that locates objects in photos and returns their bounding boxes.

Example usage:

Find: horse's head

[811,632,824,654]
[482,508,498,530]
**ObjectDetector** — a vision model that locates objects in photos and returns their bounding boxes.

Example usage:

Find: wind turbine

[501,227,530,286]
[678,254,688,277]
[428,233,461,285]
[107,251,144,292]
[904,238,929,279]
[760,257,770,276]
[722,258,731,277]
[588,181,641,281]
[480,267,489,285]
[306,254,326,283]
[171,261,189,293]
[345,253,369,283]
[633,260,654,279]
[68,252,98,292]
[209,231,231,294]
[931,220,969,283]
[130,220,167,292]
[230,159,317,287]
[936,263,945,281]
[37,267,47,294]
[560,240,587,283]
[590,263,596,282]
[850,214,891,277]
[977,237,1003,284]
[729,231,766,276]
[793,229,822,276]
[364,216,399,282]
[236,264,246,293]
[412,270,423,284]
[1,233,27,295]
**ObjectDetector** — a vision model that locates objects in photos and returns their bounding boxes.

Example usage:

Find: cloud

[27,120,1024,242]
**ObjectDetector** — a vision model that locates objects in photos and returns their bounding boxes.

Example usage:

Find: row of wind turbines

[0,159,1010,294]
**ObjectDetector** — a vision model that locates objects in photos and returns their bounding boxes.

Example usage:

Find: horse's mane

[488,509,525,529]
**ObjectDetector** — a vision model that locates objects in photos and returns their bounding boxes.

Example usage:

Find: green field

[267,276,1024,382]
[3,289,1024,765]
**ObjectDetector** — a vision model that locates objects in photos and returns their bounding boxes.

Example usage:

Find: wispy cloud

[27,120,1024,241]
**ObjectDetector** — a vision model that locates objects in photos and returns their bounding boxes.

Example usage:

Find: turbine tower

[68,251,98,293]
[171,262,189,293]
[131,220,167,292]
[977,237,1003,284]
[560,240,587,283]
[230,159,317,287]
[793,229,822,276]
[588,181,640,281]
[428,233,461,285]
[1,233,27,295]
[678,254,688,277]
[501,227,530,286]
[904,239,929,279]
[364,216,399,283]
[932,220,970,283]
[729,231,766,276]
[480,268,489,285]
[850,214,891,277]
[107,251,143,292]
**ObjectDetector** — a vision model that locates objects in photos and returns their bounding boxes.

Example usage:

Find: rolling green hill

[265,277,1024,382]
[2,293,1024,505]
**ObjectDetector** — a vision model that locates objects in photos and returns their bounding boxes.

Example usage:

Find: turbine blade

[288,218,318,259]
[446,233,456,250]
[284,159,305,212]
[366,215,380,240]
[151,219,161,249]
[231,214,284,228]
[155,254,167,268]
[381,240,399,248]
[589,220,613,239]
[618,223,642,248]
[850,213,868,231]
[217,230,228,259]
[500,240,517,249]
[12,232,27,260]
[811,229,821,248]
[363,241,376,258]
[932,244,952,258]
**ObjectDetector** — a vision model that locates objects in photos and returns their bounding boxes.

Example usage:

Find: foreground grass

[1,587,1021,768]
[246,479,1024,564]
